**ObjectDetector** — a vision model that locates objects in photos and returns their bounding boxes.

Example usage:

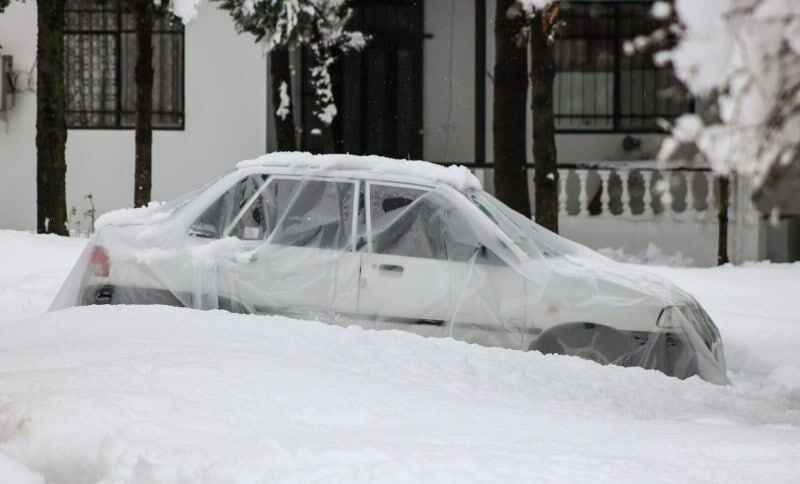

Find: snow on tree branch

[213,0,365,126]
[653,0,800,213]
[171,0,204,24]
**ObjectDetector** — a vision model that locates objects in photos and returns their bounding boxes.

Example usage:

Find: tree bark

[493,0,530,217]
[717,175,730,265]
[529,12,558,233]
[269,47,297,151]
[36,0,68,235]
[133,2,153,208]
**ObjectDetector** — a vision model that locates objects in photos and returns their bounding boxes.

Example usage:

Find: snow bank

[598,243,695,267]
[1,231,799,482]
[0,231,86,328]
[236,152,483,191]
[1,305,799,483]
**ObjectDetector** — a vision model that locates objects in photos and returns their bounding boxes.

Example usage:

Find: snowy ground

[0,230,798,483]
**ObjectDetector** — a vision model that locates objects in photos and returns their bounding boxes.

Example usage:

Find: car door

[222,176,361,319]
[357,182,453,325]
[358,182,528,348]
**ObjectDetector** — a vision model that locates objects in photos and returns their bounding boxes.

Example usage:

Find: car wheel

[530,323,635,366]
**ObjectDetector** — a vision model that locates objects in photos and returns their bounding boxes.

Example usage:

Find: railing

[470,162,729,221]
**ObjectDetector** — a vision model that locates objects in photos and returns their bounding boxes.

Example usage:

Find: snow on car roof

[236,152,483,190]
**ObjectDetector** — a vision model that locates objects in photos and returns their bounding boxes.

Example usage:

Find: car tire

[530,323,636,366]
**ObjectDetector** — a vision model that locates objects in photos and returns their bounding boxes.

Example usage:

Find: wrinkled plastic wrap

[51,154,728,383]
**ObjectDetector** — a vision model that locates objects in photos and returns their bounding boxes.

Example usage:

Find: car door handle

[378,264,404,274]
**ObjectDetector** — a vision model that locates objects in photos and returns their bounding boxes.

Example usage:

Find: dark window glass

[553,2,691,132]
[270,179,356,250]
[64,0,184,129]
[369,184,485,262]
[369,184,433,258]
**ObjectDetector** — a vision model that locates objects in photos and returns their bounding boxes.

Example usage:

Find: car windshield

[465,190,577,260]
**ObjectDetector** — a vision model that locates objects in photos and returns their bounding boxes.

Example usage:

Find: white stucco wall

[0,2,266,231]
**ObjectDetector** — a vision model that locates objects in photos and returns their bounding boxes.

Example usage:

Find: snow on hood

[236,152,483,191]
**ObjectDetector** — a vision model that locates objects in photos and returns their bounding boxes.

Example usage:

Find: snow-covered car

[51,153,727,383]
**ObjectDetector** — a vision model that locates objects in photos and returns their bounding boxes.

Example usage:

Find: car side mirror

[188,222,219,239]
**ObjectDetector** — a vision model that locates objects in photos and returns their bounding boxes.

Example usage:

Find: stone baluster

[558,169,568,214]
[619,169,631,217]
[641,170,654,217]
[598,169,611,216]
[576,169,589,217]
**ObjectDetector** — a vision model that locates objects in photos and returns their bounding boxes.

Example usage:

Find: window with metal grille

[64,0,184,129]
[554,1,691,132]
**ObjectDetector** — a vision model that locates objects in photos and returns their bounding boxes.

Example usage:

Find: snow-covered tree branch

[653,0,800,214]
[213,0,365,127]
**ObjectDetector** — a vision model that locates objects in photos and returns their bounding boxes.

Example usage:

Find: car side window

[368,183,492,263]
[269,179,355,250]
[368,184,445,260]
[190,175,267,239]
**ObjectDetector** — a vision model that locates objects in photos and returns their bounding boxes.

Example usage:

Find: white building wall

[0,2,266,231]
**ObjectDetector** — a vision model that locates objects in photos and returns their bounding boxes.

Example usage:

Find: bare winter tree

[213,0,365,150]
[2,0,69,234]
[493,0,531,218]
[97,0,201,208]
[526,3,560,233]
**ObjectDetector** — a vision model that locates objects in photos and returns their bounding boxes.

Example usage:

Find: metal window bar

[63,0,185,130]
[553,1,691,133]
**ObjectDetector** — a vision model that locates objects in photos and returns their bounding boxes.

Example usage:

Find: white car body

[52,154,726,382]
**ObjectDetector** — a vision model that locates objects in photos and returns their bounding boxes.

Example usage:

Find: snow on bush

[654,0,800,213]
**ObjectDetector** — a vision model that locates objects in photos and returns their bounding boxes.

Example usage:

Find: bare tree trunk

[133,2,153,208]
[529,12,558,233]
[36,0,68,235]
[717,175,730,265]
[493,0,530,217]
[269,47,297,151]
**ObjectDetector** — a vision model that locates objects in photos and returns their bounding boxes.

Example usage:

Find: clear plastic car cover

[51,154,728,384]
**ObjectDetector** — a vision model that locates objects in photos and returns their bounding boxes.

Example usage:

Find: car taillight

[90,246,110,277]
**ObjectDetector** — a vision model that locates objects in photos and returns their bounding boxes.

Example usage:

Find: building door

[301,0,424,159]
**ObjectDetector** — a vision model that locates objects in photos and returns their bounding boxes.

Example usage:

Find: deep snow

[0,230,798,482]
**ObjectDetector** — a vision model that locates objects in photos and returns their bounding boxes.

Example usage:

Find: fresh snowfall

[0,229,799,483]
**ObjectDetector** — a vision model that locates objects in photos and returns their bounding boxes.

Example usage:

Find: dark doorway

[301,0,424,158]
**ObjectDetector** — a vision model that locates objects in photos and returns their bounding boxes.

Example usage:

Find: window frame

[553,1,693,134]
[63,1,186,131]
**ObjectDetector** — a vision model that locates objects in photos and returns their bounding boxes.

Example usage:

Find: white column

[576,169,589,217]
[598,169,611,216]
[642,170,654,217]
[619,169,631,217]
[558,169,568,215]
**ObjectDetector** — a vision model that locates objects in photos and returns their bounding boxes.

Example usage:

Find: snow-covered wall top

[236,152,483,190]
